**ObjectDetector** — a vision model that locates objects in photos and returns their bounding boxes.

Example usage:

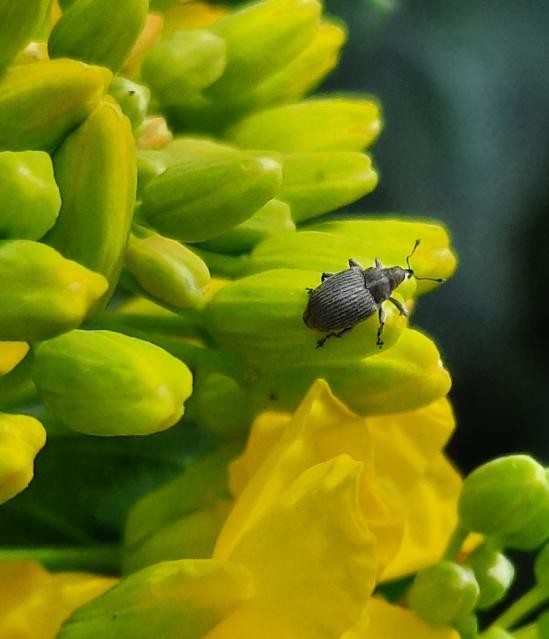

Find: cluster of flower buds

[409,454,549,638]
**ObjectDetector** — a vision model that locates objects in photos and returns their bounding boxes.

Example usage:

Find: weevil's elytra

[303,240,444,349]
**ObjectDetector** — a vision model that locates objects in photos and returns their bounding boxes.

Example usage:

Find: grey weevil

[303,240,444,348]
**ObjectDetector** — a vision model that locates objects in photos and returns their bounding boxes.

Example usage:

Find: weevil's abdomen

[303,268,377,331]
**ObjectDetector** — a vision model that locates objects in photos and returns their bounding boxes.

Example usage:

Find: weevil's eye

[406,269,414,279]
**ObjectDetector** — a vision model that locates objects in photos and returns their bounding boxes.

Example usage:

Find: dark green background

[325,0,549,470]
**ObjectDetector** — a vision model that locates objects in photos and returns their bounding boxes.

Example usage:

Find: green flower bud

[0,240,108,341]
[137,150,169,198]
[249,19,346,109]
[278,151,378,222]
[0,412,46,504]
[141,139,282,243]
[47,98,136,306]
[197,199,295,254]
[246,220,456,295]
[251,328,451,415]
[32,330,193,436]
[124,226,211,311]
[48,0,149,72]
[535,542,549,594]
[409,561,479,626]
[459,456,549,550]
[187,370,256,437]
[538,610,549,639]
[141,30,227,105]
[204,268,406,366]
[206,0,321,102]
[123,446,237,573]
[465,545,515,609]
[0,151,61,240]
[228,97,382,152]
[109,77,151,131]
[58,559,254,639]
[0,59,112,152]
[0,0,50,70]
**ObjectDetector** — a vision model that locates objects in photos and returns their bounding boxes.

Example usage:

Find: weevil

[303,239,444,348]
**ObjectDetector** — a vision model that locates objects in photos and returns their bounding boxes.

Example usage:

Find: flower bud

[252,328,451,415]
[141,139,282,243]
[0,412,46,504]
[0,240,108,341]
[32,330,193,436]
[535,542,549,594]
[228,97,382,152]
[278,151,378,222]
[48,0,149,72]
[141,30,226,104]
[250,19,346,109]
[0,151,61,240]
[197,199,294,254]
[409,561,479,626]
[0,0,49,69]
[109,76,150,131]
[58,559,254,639]
[0,59,112,152]
[124,226,210,311]
[459,455,549,550]
[0,342,29,377]
[454,613,478,639]
[206,0,321,102]
[204,268,406,366]
[465,545,515,609]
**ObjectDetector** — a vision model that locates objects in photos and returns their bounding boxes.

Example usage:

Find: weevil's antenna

[407,238,446,282]
[406,239,421,270]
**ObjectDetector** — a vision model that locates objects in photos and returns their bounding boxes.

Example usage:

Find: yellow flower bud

[32,330,193,436]
[0,413,46,504]
[228,97,382,152]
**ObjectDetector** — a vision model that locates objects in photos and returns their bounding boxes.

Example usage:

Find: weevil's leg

[335,326,353,339]
[321,272,335,282]
[348,258,363,269]
[389,296,409,317]
[316,332,337,348]
[306,287,314,295]
[377,306,386,348]
[375,258,383,269]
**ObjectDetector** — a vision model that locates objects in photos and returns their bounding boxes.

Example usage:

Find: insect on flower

[303,239,445,348]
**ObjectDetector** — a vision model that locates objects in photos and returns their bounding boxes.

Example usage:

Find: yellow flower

[0,561,116,639]
[60,379,461,639]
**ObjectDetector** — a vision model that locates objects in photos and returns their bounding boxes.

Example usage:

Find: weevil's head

[385,266,409,290]
[404,239,445,284]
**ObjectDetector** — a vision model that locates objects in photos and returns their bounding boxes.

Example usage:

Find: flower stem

[512,623,540,639]
[0,545,121,575]
[486,585,548,632]
[443,523,469,560]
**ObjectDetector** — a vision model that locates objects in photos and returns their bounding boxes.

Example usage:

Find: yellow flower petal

[0,342,29,377]
[0,413,46,504]
[349,596,459,639]
[381,455,462,581]
[211,456,378,639]
[0,561,116,639]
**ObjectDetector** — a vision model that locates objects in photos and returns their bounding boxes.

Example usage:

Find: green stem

[512,623,541,639]
[443,523,469,560]
[487,586,548,632]
[0,545,121,575]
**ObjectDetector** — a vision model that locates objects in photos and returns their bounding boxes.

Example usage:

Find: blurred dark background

[324,0,549,472]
